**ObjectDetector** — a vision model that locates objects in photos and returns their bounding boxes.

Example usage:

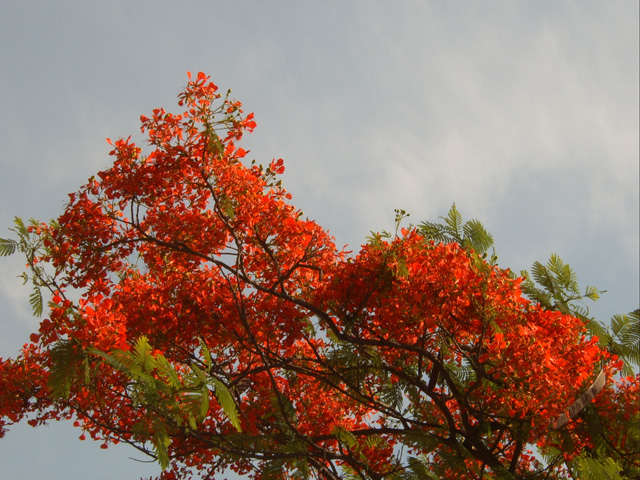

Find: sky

[0,1,638,479]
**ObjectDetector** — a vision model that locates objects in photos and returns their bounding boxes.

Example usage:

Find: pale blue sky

[1,2,638,479]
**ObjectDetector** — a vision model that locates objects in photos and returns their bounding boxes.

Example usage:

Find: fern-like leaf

[571,454,625,480]
[48,339,82,399]
[333,425,358,449]
[406,457,439,480]
[418,222,452,245]
[444,204,463,238]
[462,218,494,254]
[199,337,213,370]
[198,387,210,422]
[211,378,241,432]
[132,336,155,374]
[155,354,181,390]
[0,237,18,256]
[261,458,288,480]
[29,286,43,317]
[608,310,640,373]
[418,204,495,256]
[151,421,171,469]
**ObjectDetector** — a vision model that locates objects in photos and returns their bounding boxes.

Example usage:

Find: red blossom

[0,72,632,480]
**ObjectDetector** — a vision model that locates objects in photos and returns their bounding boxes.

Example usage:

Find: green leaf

[152,421,171,469]
[219,195,235,220]
[261,458,287,480]
[13,217,28,236]
[48,339,83,399]
[445,363,476,386]
[132,336,155,373]
[211,378,241,432]
[189,362,207,384]
[270,390,297,424]
[585,319,610,345]
[571,453,625,480]
[531,261,555,297]
[406,456,440,480]
[332,425,358,449]
[608,309,640,372]
[155,354,181,389]
[91,346,157,386]
[461,218,494,254]
[444,203,463,238]
[291,456,311,479]
[188,415,197,431]
[522,254,604,322]
[417,204,495,256]
[199,337,213,370]
[584,285,601,301]
[198,386,210,421]
[29,286,43,317]
[0,237,18,256]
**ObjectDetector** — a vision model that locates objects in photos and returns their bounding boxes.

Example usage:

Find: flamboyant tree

[0,73,638,480]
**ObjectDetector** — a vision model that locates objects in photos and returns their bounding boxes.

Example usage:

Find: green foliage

[404,457,440,480]
[324,339,390,408]
[521,255,639,375]
[571,453,625,480]
[1,217,59,317]
[152,422,171,470]
[48,339,89,399]
[260,458,287,480]
[444,361,476,388]
[418,204,495,259]
[333,425,358,450]
[540,396,639,480]
[28,286,43,317]
[520,254,602,320]
[606,309,640,376]
[211,377,241,432]
[89,336,242,469]
[0,237,18,256]
[574,402,640,478]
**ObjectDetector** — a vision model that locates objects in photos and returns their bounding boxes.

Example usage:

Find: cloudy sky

[0,2,637,479]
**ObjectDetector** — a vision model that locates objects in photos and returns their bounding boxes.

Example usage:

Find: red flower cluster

[0,73,634,479]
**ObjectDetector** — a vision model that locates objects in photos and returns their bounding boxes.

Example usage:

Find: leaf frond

[0,237,18,256]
